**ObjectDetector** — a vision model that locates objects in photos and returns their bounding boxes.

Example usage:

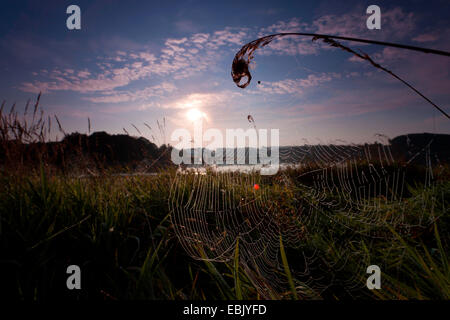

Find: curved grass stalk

[231,33,450,118]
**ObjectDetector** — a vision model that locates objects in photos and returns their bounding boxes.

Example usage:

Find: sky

[0,0,449,146]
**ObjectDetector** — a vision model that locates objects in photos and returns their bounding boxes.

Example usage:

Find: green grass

[0,166,448,300]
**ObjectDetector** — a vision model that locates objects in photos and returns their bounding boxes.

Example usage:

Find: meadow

[0,97,449,301]
[0,165,448,300]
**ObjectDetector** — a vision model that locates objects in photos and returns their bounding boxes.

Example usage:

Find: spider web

[168,134,443,297]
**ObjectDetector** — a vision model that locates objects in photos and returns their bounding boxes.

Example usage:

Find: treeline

[0,131,173,172]
[1,131,448,172]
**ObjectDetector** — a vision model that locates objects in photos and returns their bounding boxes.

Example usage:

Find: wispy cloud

[252,7,418,57]
[83,82,177,103]
[15,5,449,128]
[312,7,416,40]
[256,73,339,95]
[18,7,421,99]
[19,27,250,100]
[163,91,242,110]
[412,33,439,43]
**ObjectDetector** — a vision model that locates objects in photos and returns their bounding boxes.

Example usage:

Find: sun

[186,108,206,122]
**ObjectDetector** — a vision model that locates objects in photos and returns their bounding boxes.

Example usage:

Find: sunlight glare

[186,108,206,122]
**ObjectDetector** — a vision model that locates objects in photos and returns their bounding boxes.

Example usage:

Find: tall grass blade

[279,234,298,300]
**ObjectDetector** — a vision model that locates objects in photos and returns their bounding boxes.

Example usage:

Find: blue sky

[1,0,449,145]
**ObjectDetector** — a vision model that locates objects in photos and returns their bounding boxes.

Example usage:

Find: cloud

[253,7,417,57]
[259,18,309,34]
[191,33,209,45]
[256,73,338,95]
[372,47,411,64]
[313,7,415,41]
[18,6,448,123]
[256,18,318,56]
[206,28,249,50]
[412,33,438,43]
[21,9,418,99]
[78,70,91,78]
[83,82,176,103]
[175,20,200,33]
[19,81,51,94]
[20,69,133,94]
[163,91,242,110]
[258,36,319,56]
[19,26,250,100]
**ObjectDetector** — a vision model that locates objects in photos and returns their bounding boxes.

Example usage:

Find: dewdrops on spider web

[168,135,441,297]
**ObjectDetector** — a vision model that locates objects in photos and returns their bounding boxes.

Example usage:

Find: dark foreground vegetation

[0,97,449,300]
[0,167,448,300]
